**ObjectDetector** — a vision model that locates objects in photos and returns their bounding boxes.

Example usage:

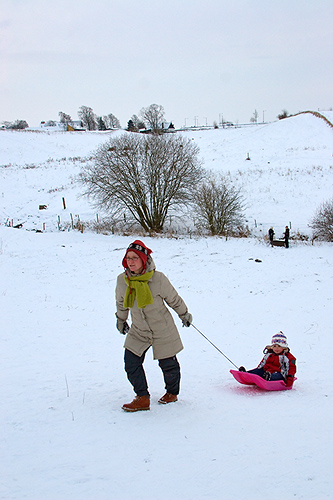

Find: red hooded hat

[122,240,153,271]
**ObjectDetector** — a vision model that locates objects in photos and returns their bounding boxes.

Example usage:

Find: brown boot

[158,393,178,404]
[122,395,150,412]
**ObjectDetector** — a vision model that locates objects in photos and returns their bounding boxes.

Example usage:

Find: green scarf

[123,270,154,309]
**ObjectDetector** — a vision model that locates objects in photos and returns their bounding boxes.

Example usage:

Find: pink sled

[230,369,296,391]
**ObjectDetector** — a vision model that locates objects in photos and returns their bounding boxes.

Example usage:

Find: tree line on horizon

[2,103,297,131]
[1,104,168,132]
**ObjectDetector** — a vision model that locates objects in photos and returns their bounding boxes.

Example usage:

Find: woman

[115,240,192,412]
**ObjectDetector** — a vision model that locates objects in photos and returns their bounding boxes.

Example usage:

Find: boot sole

[122,406,150,412]
[158,398,178,404]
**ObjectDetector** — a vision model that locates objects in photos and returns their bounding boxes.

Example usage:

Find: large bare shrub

[79,133,203,232]
[194,173,245,236]
[309,198,333,241]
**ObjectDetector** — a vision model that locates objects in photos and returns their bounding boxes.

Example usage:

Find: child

[239,331,296,386]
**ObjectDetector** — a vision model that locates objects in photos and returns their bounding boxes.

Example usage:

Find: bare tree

[129,114,139,130]
[103,113,121,129]
[1,121,12,129]
[309,198,333,241]
[59,111,72,124]
[193,173,245,235]
[127,119,136,132]
[140,103,165,132]
[8,120,29,129]
[277,109,289,120]
[97,117,107,130]
[250,109,258,123]
[78,106,97,131]
[79,133,203,232]
[128,114,145,131]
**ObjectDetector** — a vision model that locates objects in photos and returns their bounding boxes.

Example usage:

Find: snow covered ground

[1,114,333,499]
[1,113,332,237]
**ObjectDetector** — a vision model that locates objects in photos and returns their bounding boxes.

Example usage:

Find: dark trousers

[248,367,284,381]
[124,348,181,397]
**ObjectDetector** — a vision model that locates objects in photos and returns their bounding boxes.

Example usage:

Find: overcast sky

[1,0,332,128]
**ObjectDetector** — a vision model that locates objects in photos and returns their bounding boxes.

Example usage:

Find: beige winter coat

[116,257,188,360]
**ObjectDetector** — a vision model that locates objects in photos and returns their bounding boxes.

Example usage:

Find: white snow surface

[1,114,333,499]
[1,114,332,237]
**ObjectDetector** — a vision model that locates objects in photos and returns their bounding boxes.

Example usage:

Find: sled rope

[191,324,239,369]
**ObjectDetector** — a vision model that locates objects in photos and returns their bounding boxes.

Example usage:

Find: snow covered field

[1,112,332,236]
[1,114,333,499]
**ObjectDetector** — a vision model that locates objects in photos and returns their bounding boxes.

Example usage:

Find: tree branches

[310,198,333,241]
[193,172,246,236]
[79,133,203,232]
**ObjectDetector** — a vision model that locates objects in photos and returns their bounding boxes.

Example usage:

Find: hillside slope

[1,114,332,236]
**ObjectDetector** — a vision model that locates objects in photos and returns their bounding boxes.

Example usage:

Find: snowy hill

[1,113,332,237]
[181,113,333,237]
[1,114,333,500]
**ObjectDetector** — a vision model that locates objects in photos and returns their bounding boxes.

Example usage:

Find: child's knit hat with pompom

[267,331,289,349]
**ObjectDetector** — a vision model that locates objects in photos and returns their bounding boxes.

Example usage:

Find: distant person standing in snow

[284,225,290,248]
[268,227,275,245]
[239,331,296,387]
[115,240,192,412]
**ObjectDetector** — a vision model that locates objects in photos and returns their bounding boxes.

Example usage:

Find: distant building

[66,121,85,131]
[140,121,175,134]
[161,121,175,131]
[40,120,86,131]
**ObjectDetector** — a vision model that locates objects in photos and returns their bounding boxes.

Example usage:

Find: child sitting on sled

[239,331,296,387]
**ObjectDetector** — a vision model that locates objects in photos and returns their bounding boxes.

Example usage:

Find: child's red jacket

[258,350,296,384]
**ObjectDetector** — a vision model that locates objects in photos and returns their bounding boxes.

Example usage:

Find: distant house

[40,121,66,131]
[67,121,85,131]
[39,120,86,131]
[140,121,175,134]
[161,122,175,131]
